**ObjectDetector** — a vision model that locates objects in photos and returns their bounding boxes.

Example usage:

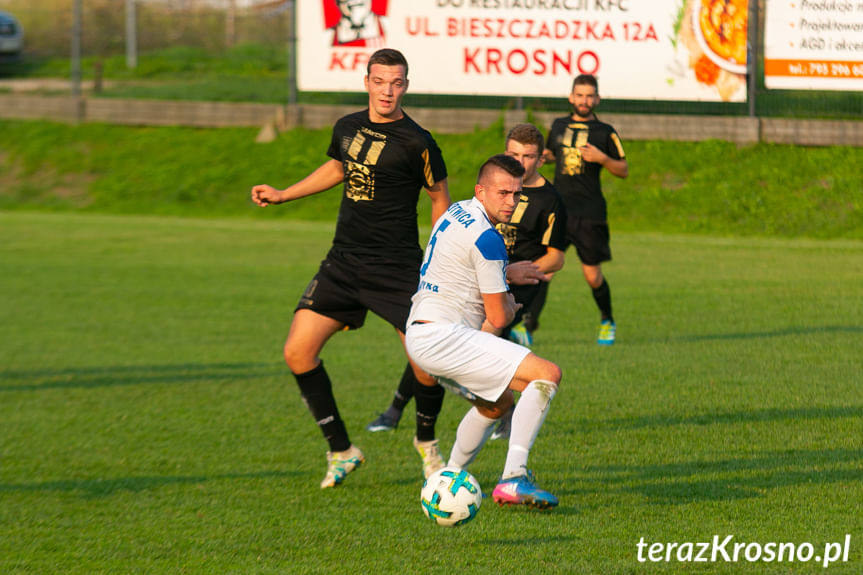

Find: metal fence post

[287,0,297,108]
[747,0,759,118]
[126,0,138,69]
[71,0,82,100]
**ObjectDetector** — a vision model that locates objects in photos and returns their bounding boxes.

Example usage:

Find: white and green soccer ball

[420,466,482,527]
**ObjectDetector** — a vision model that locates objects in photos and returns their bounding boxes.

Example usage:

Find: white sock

[448,407,496,469]
[502,380,558,479]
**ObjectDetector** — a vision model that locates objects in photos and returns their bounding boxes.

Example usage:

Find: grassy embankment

[1,119,860,239]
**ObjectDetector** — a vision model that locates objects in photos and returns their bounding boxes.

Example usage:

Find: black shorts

[295,248,420,332]
[504,282,550,334]
[509,283,542,316]
[506,282,541,329]
[564,216,612,266]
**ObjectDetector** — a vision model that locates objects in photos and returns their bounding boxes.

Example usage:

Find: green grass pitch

[1,211,860,574]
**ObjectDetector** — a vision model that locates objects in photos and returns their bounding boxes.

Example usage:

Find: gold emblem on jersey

[560,125,589,176]
[343,129,387,202]
[345,160,374,202]
[496,222,518,253]
[562,147,583,176]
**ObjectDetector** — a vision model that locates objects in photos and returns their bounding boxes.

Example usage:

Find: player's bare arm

[604,156,629,179]
[532,247,566,274]
[481,291,522,331]
[579,143,629,179]
[426,179,452,226]
[251,159,344,206]
[506,260,550,285]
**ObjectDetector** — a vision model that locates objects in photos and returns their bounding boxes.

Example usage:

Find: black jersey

[327,109,447,261]
[495,179,568,263]
[547,115,625,221]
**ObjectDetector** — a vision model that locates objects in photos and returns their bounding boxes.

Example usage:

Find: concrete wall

[0,95,84,122]
[1,94,861,147]
[760,118,863,147]
[0,95,280,127]
[88,99,280,127]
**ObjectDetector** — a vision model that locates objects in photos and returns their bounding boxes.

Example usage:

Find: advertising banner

[298,0,749,102]
[764,0,863,91]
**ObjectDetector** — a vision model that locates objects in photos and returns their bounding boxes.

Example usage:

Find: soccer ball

[420,466,482,527]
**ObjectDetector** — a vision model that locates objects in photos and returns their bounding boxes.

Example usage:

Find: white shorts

[405,322,532,403]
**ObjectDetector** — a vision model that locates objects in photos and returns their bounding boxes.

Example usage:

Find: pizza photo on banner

[669,0,748,101]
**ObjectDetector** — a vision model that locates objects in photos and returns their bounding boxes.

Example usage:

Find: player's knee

[283,341,313,373]
[516,354,561,388]
[583,266,603,288]
[539,360,562,386]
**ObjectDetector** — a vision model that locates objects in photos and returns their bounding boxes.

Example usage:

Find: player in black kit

[488,123,567,440]
[251,49,451,488]
[544,74,629,346]
[496,123,567,348]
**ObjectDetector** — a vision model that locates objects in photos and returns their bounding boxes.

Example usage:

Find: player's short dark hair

[367,48,409,77]
[477,154,525,183]
[572,74,598,91]
[506,123,544,152]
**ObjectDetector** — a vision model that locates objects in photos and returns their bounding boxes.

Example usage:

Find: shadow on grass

[573,448,863,504]
[0,362,284,392]
[663,324,863,343]
[479,534,577,546]
[598,405,863,430]
[0,469,301,499]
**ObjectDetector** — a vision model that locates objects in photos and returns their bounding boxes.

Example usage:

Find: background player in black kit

[497,123,568,348]
[251,48,451,488]
[488,123,567,440]
[544,74,629,346]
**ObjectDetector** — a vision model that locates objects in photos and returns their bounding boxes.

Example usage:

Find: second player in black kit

[497,123,567,348]
[545,74,628,346]
[486,123,567,441]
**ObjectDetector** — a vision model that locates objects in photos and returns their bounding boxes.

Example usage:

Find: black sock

[592,278,613,323]
[293,361,350,453]
[389,363,415,413]
[414,379,445,442]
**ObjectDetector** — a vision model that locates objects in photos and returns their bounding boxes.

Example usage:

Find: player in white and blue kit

[405,155,562,509]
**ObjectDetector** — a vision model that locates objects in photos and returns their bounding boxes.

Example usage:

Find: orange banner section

[765,59,863,79]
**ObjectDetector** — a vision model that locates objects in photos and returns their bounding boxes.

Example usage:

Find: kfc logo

[322,0,388,47]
